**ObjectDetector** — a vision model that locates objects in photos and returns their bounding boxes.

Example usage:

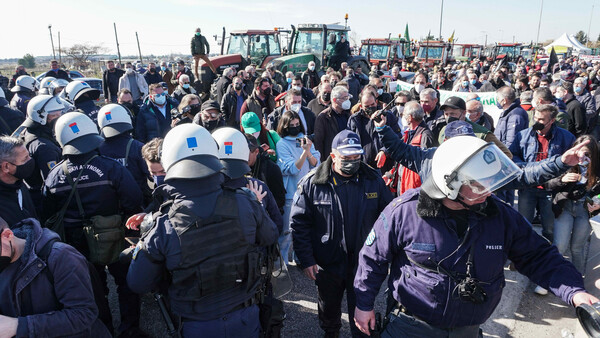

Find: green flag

[404,24,410,42]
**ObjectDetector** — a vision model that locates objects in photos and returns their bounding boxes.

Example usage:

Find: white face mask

[290,103,301,112]
[293,86,302,91]
[532,99,538,109]
[309,65,315,71]
[341,99,352,110]
[126,68,134,75]
[414,84,425,94]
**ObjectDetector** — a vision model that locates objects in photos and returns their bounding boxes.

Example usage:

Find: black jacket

[191,34,210,55]
[135,98,177,143]
[216,76,232,106]
[301,69,319,89]
[102,68,125,102]
[44,69,70,81]
[250,150,286,211]
[0,180,37,227]
[221,86,248,128]
[565,97,588,137]
[0,106,25,135]
[313,106,350,162]
[266,105,316,135]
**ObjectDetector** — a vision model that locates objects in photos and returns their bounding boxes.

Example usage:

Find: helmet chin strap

[456,195,488,216]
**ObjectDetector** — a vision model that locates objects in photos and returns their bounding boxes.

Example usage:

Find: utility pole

[113,23,122,66]
[535,0,544,46]
[48,25,56,59]
[439,0,444,40]
[587,4,595,47]
[58,31,62,65]
[135,32,143,64]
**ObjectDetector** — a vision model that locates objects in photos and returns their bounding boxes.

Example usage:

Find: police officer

[39,76,57,95]
[19,95,64,216]
[97,104,151,199]
[64,80,101,121]
[212,127,286,337]
[126,124,278,337]
[353,136,599,337]
[0,88,25,135]
[10,75,38,116]
[291,130,392,337]
[42,112,144,336]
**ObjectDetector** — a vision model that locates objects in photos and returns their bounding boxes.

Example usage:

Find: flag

[404,24,410,42]
[548,47,559,74]
[448,30,455,43]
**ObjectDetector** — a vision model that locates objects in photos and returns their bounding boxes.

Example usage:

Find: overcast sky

[1,0,596,59]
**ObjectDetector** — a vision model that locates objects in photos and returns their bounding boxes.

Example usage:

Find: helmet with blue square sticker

[211,127,251,179]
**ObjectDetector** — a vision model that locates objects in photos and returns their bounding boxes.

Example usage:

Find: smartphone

[260,143,270,151]
[296,137,305,148]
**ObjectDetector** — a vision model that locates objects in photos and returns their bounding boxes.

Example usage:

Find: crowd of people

[1,26,600,338]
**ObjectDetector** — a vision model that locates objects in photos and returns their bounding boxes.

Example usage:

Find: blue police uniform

[21,125,62,217]
[75,99,100,122]
[98,133,151,197]
[126,174,278,337]
[354,188,586,335]
[42,151,143,334]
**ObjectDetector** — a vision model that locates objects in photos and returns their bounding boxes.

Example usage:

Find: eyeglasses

[395,102,406,106]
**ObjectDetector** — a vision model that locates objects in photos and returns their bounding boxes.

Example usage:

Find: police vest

[168,189,263,304]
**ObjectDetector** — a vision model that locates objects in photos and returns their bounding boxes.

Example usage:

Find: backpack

[38,238,113,333]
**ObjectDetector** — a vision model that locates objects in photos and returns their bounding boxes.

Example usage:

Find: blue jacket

[276,134,320,200]
[0,218,110,337]
[135,98,177,143]
[509,125,575,165]
[347,110,401,168]
[126,175,278,321]
[42,152,143,227]
[377,125,572,191]
[290,157,392,276]
[99,133,150,195]
[354,189,586,328]
[494,101,529,150]
[10,90,34,117]
[75,99,100,122]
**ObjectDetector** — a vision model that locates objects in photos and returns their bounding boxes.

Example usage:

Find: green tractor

[269,23,370,75]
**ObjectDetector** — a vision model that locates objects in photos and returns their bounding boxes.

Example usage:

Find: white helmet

[97,104,133,138]
[39,76,56,95]
[64,80,100,103]
[0,87,8,107]
[422,136,522,200]
[50,78,69,95]
[54,111,104,155]
[11,75,38,92]
[161,124,223,181]
[24,95,64,127]
[211,127,251,178]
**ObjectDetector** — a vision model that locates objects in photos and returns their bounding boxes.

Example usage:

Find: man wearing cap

[18,95,64,217]
[193,99,225,132]
[136,83,178,143]
[127,124,278,337]
[291,129,392,337]
[43,112,144,336]
[98,104,151,199]
[437,96,512,158]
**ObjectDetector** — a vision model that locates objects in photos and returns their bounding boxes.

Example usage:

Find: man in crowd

[291,129,392,337]
[136,84,177,142]
[267,88,316,135]
[266,63,287,90]
[119,62,148,106]
[290,75,316,106]
[314,86,352,162]
[241,77,276,122]
[193,99,225,132]
[466,97,494,132]
[557,81,588,137]
[171,60,196,89]
[308,82,332,115]
[118,88,140,118]
[420,88,444,144]
[143,62,163,86]
[574,76,597,133]
[103,60,125,103]
[302,61,320,89]
[172,74,197,103]
[344,68,361,104]
[43,60,70,81]
[159,61,175,94]
[221,76,247,128]
[216,67,235,105]
[191,27,217,78]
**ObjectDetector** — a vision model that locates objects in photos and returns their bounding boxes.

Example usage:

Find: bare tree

[349,31,360,48]
[62,43,106,69]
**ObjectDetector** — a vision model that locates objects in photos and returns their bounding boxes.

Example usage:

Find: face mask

[531,121,546,131]
[287,78,292,84]
[293,86,302,91]
[204,119,219,131]
[575,86,583,93]
[421,103,432,113]
[0,236,13,273]
[331,80,337,87]
[182,84,190,90]
[555,93,564,100]
[149,68,156,73]
[579,156,590,167]
[462,81,469,88]
[153,95,166,105]
[470,79,477,85]
[161,66,166,71]
[261,87,271,96]
[309,66,315,71]
[322,92,331,102]
[496,101,503,110]
[195,32,201,36]
[11,158,35,180]
[341,99,351,110]
[287,126,301,136]
[414,84,425,94]
[465,112,471,121]
[364,106,377,116]
[153,175,165,187]
[291,103,301,112]
[377,88,384,96]
[339,158,361,176]
[126,68,134,75]
[446,116,459,124]
[234,83,243,91]
[583,77,588,82]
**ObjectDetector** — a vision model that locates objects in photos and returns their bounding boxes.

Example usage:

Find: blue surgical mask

[287,78,292,84]
[183,84,190,89]
[153,175,165,186]
[575,86,583,93]
[153,94,166,105]
[161,66,166,71]
[462,81,469,88]
[470,79,477,85]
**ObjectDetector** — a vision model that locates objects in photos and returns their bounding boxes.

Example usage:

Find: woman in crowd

[241,112,280,162]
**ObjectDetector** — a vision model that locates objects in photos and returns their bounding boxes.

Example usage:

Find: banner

[390,80,502,125]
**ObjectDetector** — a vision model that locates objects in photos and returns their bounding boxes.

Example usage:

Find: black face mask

[340,158,361,176]
[234,83,243,91]
[121,102,135,111]
[364,106,377,116]
[204,120,219,131]
[0,235,13,273]
[322,92,331,102]
[287,126,301,136]
[532,121,546,131]
[261,87,272,96]
[11,158,35,180]
[446,116,460,124]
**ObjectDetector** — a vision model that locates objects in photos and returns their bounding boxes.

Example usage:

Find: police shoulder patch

[47,161,57,170]
[365,229,376,246]
[132,242,142,260]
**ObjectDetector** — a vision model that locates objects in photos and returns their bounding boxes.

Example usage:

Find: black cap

[201,99,220,112]
[440,96,466,111]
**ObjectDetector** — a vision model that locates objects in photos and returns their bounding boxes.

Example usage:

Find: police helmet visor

[454,143,522,201]
[220,159,251,179]
[101,122,133,138]
[165,155,224,181]
[63,134,104,155]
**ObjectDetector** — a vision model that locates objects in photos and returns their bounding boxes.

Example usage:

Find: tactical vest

[168,189,263,306]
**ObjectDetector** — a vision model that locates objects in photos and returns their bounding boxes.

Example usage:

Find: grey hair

[496,86,516,103]
[395,90,411,100]
[179,74,190,83]
[420,88,437,101]
[223,67,235,78]
[467,100,484,114]
[331,85,349,99]
[404,101,425,121]
[0,136,23,164]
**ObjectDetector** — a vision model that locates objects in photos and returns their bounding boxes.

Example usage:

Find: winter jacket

[494,101,529,150]
[347,109,401,168]
[354,189,585,328]
[118,73,148,98]
[191,34,210,55]
[545,168,600,218]
[565,97,588,137]
[0,218,110,337]
[171,67,195,87]
[240,91,276,122]
[135,98,177,143]
[0,180,36,227]
[216,76,232,106]
[143,70,163,86]
[509,125,575,165]
[0,106,25,135]
[221,86,248,128]
[575,90,597,132]
[266,105,316,136]
[172,85,197,104]
[301,69,319,89]
[102,68,125,102]
[250,150,286,211]
[160,70,176,94]
[313,106,351,162]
